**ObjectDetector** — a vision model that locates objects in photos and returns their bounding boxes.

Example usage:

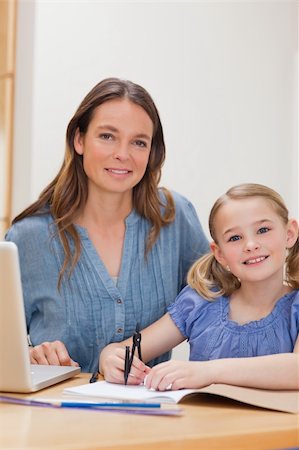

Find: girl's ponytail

[187,252,240,300]
[286,232,299,289]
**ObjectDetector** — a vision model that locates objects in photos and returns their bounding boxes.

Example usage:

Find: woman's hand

[100,343,150,384]
[144,360,214,391]
[29,340,79,367]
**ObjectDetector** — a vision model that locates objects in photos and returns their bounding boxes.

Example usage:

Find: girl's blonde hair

[187,183,299,299]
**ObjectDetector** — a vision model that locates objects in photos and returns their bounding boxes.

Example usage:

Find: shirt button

[117,327,123,333]
[117,298,122,304]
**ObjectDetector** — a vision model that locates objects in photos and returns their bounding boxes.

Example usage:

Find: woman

[6,78,209,372]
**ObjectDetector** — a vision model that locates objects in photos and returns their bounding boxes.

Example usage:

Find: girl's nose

[244,238,260,252]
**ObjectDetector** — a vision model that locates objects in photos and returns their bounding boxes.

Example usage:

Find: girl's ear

[286,219,299,249]
[210,241,227,267]
[74,128,84,155]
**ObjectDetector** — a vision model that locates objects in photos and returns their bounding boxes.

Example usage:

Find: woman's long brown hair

[13,78,175,287]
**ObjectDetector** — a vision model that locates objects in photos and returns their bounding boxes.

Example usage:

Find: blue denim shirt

[5,191,209,372]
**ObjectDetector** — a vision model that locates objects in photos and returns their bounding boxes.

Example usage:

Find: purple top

[168,286,299,360]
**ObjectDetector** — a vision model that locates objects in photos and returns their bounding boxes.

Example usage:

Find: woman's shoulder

[5,212,53,244]
[159,189,202,226]
[167,190,196,211]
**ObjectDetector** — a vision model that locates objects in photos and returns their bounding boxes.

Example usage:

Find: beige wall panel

[0,0,16,236]
[0,77,13,230]
[0,0,16,76]
[0,219,8,239]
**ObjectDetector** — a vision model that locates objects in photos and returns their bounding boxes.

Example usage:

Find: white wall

[13,0,298,359]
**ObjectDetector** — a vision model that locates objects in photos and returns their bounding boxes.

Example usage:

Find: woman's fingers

[29,340,78,367]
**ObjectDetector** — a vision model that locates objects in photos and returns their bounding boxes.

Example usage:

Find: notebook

[64,380,299,414]
[0,241,80,393]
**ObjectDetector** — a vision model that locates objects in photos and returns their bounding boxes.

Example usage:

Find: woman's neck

[77,191,133,228]
[75,191,133,278]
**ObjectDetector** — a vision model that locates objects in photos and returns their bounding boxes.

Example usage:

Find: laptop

[0,241,80,393]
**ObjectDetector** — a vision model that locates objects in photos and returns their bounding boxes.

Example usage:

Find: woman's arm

[145,338,299,391]
[99,313,185,384]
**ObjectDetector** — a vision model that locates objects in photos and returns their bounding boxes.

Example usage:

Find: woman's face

[74,98,153,199]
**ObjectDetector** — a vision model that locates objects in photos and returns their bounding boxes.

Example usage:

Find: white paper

[64,380,195,403]
[63,380,299,413]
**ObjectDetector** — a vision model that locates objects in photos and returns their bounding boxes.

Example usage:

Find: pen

[89,371,99,383]
[0,395,161,409]
[124,345,130,385]
[61,401,161,409]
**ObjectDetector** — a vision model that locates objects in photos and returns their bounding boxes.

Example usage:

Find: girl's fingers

[145,362,181,391]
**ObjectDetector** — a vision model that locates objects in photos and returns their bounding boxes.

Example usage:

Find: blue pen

[61,401,161,409]
[0,395,160,409]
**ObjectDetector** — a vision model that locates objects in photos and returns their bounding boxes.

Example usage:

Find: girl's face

[74,98,153,199]
[210,197,298,285]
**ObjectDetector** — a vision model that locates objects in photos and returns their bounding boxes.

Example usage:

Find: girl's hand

[100,343,150,385]
[29,340,79,367]
[144,360,214,391]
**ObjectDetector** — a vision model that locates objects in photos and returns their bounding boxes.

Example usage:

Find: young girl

[100,183,299,390]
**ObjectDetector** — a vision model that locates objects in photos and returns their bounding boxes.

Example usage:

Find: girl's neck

[232,278,291,308]
[229,278,291,324]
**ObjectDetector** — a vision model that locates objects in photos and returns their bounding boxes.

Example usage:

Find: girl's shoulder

[168,285,222,318]
[290,289,299,312]
[167,285,223,337]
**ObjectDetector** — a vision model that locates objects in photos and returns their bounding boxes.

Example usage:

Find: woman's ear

[210,241,227,267]
[286,219,299,249]
[74,128,84,155]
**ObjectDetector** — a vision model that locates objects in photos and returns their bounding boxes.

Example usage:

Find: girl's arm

[208,352,299,390]
[210,336,299,390]
[145,337,299,391]
[99,313,185,384]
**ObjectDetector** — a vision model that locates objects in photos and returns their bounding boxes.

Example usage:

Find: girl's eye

[258,227,270,234]
[228,235,241,242]
[100,133,113,140]
[133,140,147,148]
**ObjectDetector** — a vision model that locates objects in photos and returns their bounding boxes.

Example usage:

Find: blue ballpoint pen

[60,401,161,408]
[0,395,161,409]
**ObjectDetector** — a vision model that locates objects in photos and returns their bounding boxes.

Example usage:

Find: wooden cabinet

[0,0,17,238]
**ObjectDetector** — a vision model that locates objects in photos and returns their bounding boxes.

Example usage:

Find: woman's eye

[228,235,241,242]
[258,227,270,234]
[133,140,147,148]
[100,133,113,140]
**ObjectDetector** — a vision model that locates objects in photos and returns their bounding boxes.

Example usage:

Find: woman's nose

[112,143,130,160]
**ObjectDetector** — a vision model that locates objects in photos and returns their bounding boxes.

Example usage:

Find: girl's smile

[242,255,269,265]
[210,197,298,285]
